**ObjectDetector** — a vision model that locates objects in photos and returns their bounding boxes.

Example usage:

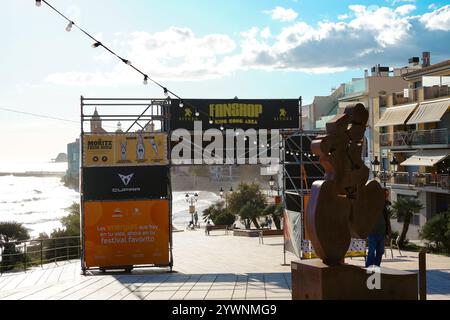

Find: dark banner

[170,99,299,130]
[82,166,169,201]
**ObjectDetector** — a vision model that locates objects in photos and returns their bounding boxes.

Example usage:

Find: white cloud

[420,5,450,31]
[428,4,437,10]
[260,27,272,39]
[44,4,450,85]
[338,14,349,20]
[394,4,416,15]
[386,0,415,5]
[265,6,298,22]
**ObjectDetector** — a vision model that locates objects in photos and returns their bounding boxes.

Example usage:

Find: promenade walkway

[0,230,449,300]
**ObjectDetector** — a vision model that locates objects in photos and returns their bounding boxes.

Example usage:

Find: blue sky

[1,0,450,162]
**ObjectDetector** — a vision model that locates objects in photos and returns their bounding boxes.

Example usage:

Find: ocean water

[0,161,221,237]
[0,161,67,173]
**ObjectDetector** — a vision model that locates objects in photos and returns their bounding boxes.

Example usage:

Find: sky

[1,0,450,163]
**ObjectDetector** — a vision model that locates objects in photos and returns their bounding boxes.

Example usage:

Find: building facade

[374,57,450,240]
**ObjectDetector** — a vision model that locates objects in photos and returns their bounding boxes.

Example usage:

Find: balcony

[344,79,366,96]
[380,128,449,148]
[388,172,449,194]
[392,88,419,106]
[424,85,450,100]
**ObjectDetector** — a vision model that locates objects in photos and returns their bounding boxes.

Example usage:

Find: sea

[0,161,220,238]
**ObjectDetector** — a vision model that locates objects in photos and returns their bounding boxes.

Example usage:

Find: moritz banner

[170,99,299,130]
[83,133,168,167]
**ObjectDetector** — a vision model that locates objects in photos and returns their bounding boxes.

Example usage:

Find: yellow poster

[83,133,167,166]
[83,135,115,166]
[114,133,168,166]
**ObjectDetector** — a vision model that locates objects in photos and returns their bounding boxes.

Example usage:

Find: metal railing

[389,172,449,190]
[392,88,419,106]
[0,236,80,273]
[380,128,449,147]
[424,85,450,100]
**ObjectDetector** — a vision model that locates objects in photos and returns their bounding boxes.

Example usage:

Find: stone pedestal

[291,259,418,300]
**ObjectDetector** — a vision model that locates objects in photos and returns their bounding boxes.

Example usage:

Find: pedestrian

[205,219,211,235]
[194,211,198,227]
[268,217,273,230]
[365,188,392,267]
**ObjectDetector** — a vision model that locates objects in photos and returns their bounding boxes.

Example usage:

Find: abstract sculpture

[306,103,385,265]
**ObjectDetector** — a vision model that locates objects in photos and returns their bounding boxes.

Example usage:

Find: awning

[375,103,417,127]
[407,98,450,125]
[400,149,450,167]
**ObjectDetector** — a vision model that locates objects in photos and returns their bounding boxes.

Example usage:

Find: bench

[205,225,229,235]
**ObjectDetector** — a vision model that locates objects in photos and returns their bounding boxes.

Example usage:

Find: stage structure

[80,97,172,273]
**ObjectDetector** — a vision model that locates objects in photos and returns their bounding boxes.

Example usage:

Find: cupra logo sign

[118,173,134,186]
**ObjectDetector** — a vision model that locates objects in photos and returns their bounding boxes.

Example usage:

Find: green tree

[391,197,423,248]
[202,201,235,227]
[420,210,450,254]
[0,222,30,272]
[228,183,267,229]
[262,203,284,230]
[50,202,80,238]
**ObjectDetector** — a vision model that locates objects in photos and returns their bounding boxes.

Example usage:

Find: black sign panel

[170,99,299,130]
[82,166,169,201]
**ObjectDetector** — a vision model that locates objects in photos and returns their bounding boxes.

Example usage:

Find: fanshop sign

[82,166,169,201]
[170,99,299,130]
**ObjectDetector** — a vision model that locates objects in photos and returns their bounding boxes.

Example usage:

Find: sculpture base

[291,259,418,300]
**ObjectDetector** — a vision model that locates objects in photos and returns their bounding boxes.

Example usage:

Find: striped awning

[375,103,417,127]
[401,149,449,167]
[407,98,450,125]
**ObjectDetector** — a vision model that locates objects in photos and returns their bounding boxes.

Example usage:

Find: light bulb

[91,42,101,48]
[163,88,168,97]
[66,21,74,32]
[179,101,184,108]
[36,0,42,7]
[220,126,224,131]
[143,76,148,85]
[209,119,213,124]
[195,110,200,117]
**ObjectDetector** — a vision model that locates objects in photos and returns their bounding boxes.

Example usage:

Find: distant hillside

[53,153,68,162]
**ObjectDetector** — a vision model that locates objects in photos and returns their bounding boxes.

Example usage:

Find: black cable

[39,0,182,99]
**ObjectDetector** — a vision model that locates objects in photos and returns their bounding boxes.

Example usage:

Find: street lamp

[220,187,233,208]
[371,156,398,187]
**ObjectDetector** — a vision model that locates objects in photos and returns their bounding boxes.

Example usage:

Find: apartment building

[374,55,450,240]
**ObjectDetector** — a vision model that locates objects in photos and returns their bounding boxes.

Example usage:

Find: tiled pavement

[0,230,449,300]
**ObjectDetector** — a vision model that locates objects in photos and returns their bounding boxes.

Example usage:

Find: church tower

[90,108,106,133]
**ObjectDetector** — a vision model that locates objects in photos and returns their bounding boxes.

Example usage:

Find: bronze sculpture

[306,103,385,265]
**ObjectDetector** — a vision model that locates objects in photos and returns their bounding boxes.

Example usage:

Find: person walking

[366,188,392,267]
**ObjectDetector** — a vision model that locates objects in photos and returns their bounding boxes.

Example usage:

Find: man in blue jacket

[366,188,392,267]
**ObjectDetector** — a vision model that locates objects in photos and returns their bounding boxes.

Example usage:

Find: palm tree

[390,197,423,247]
[262,203,284,230]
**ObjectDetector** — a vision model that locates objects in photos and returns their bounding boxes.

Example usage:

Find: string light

[35,0,183,101]
[209,118,213,124]
[121,58,131,65]
[65,21,74,32]
[179,101,184,108]
[143,75,148,85]
[195,109,200,117]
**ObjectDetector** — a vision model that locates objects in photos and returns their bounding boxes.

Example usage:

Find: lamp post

[371,156,398,187]
[220,187,233,208]
[185,192,198,226]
